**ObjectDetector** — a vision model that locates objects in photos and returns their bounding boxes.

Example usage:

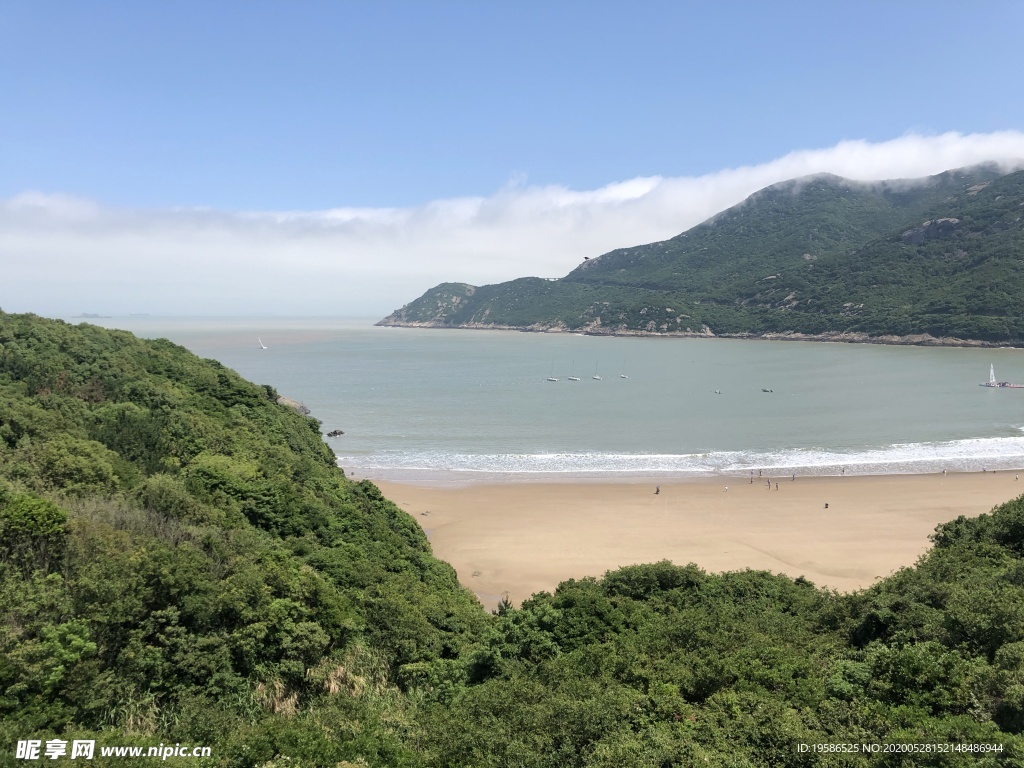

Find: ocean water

[83,316,1024,483]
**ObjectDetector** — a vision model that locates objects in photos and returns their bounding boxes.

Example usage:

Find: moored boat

[980,365,1024,388]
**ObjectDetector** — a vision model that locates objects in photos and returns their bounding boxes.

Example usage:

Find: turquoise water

[84,316,1024,482]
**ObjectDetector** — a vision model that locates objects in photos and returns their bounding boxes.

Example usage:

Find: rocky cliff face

[901,218,961,245]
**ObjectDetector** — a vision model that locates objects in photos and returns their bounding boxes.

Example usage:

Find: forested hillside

[380,165,1024,344]
[4,311,1024,766]
[0,311,485,765]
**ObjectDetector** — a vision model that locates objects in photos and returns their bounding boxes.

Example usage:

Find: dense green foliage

[380,165,1024,343]
[419,504,1024,767]
[0,312,484,766]
[4,311,1024,766]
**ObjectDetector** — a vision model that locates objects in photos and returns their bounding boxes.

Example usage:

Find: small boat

[981,364,1024,388]
[619,361,629,379]
[568,359,581,382]
[592,361,602,381]
[547,360,558,382]
[258,338,268,350]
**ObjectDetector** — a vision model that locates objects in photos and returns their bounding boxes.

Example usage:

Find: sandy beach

[375,472,1024,610]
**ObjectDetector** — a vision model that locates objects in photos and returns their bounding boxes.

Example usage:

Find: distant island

[379,164,1024,346]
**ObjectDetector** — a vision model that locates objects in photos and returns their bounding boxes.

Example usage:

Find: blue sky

[2,1,1024,314]
[4,1,1023,209]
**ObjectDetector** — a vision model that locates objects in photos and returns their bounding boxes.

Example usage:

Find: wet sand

[376,472,1024,609]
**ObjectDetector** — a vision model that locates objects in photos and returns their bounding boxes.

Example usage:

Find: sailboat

[620,361,629,379]
[547,360,558,382]
[592,362,602,380]
[981,364,1024,388]
[568,360,581,382]
[258,338,268,350]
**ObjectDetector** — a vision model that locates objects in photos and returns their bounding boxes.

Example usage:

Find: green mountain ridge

[5,311,1024,766]
[380,164,1024,344]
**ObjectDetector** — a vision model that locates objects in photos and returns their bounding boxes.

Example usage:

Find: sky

[2,1,1024,317]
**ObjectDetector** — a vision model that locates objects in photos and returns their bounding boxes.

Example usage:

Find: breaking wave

[337,433,1024,481]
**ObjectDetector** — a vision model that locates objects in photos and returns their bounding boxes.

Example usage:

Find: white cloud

[2,130,1024,317]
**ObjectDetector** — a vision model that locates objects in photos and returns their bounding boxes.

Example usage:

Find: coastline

[375,320,1010,348]
[375,471,1024,610]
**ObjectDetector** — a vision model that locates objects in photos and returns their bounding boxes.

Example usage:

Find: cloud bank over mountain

[4,131,1024,316]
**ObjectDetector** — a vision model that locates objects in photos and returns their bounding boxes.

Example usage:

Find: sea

[78,316,1024,485]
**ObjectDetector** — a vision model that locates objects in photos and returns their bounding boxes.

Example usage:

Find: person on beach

[655,486,660,495]
[775,483,779,491]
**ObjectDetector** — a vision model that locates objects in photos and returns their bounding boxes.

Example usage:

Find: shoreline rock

[276,395,311,415]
